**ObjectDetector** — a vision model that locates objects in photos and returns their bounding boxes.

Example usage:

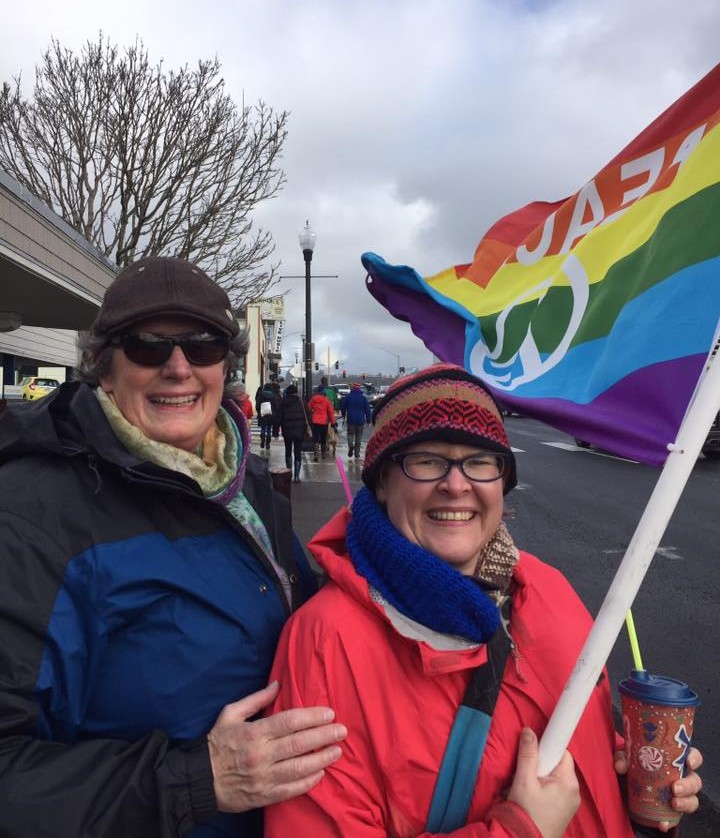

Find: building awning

[0,169,116,333]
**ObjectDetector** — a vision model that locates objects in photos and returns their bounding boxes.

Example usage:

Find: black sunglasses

[111,332,230,367]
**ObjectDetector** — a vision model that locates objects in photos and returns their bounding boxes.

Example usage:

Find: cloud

[1,0,718,376]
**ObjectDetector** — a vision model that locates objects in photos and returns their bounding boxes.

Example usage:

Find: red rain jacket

[267,508,632,837]
[307,392,336,426]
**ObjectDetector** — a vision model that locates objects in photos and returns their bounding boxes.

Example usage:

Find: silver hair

[228,380,247,396]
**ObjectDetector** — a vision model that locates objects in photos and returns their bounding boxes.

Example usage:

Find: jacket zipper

[500,609,528,682]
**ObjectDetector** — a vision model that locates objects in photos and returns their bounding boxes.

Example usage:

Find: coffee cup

[619,669,699,828]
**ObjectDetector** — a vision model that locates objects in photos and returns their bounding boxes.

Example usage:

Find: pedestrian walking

[340,381,372,461]
[320,375,338,410]
[307,386,336,461]
[255,379,280,451]
[229,380,254,421]
[279,384,308,482]
[271,378,283,439]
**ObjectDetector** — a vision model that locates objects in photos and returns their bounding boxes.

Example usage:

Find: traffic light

[362,373,366,380]
[314,362,319,371]
[399,366,405,373]
[342,369,346,378]
[334,360,339,370]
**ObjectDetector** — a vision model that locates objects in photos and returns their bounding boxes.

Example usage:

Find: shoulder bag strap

[300,397,312,432]
[425,600,512,833]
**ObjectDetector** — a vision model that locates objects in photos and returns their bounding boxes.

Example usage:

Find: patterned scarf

[346,487,517,644]
[95,389,274,563]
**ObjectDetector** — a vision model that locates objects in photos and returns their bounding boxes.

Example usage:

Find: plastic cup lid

[618,669,700,707]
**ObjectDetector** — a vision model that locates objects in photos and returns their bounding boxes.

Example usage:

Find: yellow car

[20,376,60,400]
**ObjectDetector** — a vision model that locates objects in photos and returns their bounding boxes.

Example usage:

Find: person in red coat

[228,381,254,421]
[266,364,703,837]
[307,385,336,462]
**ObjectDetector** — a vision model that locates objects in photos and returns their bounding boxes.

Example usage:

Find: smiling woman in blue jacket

[0,257,345,837]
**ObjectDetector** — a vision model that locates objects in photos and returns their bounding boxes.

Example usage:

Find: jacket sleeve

[0,732,217,836]
[265,614,542,838]
[0,508,218,836]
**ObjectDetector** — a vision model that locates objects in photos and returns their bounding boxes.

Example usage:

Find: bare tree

[0,34,288,306]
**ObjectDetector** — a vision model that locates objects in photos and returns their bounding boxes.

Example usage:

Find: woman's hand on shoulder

[614,745,703,832]
[506,728,580,838]
[207,681,347,812]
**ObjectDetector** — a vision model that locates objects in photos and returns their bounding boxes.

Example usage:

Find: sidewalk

[251,427,361,547]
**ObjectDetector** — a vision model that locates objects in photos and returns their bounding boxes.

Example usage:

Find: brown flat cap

[93,256,239,337]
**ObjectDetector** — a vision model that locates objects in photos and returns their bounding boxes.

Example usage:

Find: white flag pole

[538,336,720,777]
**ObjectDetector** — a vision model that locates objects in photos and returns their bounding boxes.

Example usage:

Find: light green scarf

[95,388,279,579]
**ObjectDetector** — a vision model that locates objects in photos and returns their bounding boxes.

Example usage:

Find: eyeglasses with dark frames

[110,332,230,367]
[389,451,507,483]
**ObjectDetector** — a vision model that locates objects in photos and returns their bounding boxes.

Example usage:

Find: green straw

[625,609,644,671]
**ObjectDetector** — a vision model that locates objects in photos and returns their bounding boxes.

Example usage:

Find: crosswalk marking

[544,442,582,452]
[543,441,638,463]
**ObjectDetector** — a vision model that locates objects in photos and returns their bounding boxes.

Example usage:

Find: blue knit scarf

[346,487,500,643]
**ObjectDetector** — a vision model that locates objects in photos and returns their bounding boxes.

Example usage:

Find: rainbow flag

[364,64,720,466]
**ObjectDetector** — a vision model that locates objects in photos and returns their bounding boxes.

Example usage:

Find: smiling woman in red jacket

[266,364,703,838]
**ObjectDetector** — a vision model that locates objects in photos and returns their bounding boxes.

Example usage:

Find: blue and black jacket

[340,389,372,425]
[0,382,317,837]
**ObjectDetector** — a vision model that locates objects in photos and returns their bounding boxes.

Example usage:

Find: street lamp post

[299,221,317,400]
[280,224,336,398]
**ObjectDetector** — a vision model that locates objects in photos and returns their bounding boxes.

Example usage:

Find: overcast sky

[2,0,718,377]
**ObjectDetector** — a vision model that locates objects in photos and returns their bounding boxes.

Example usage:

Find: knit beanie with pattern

[361,363,517,494]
